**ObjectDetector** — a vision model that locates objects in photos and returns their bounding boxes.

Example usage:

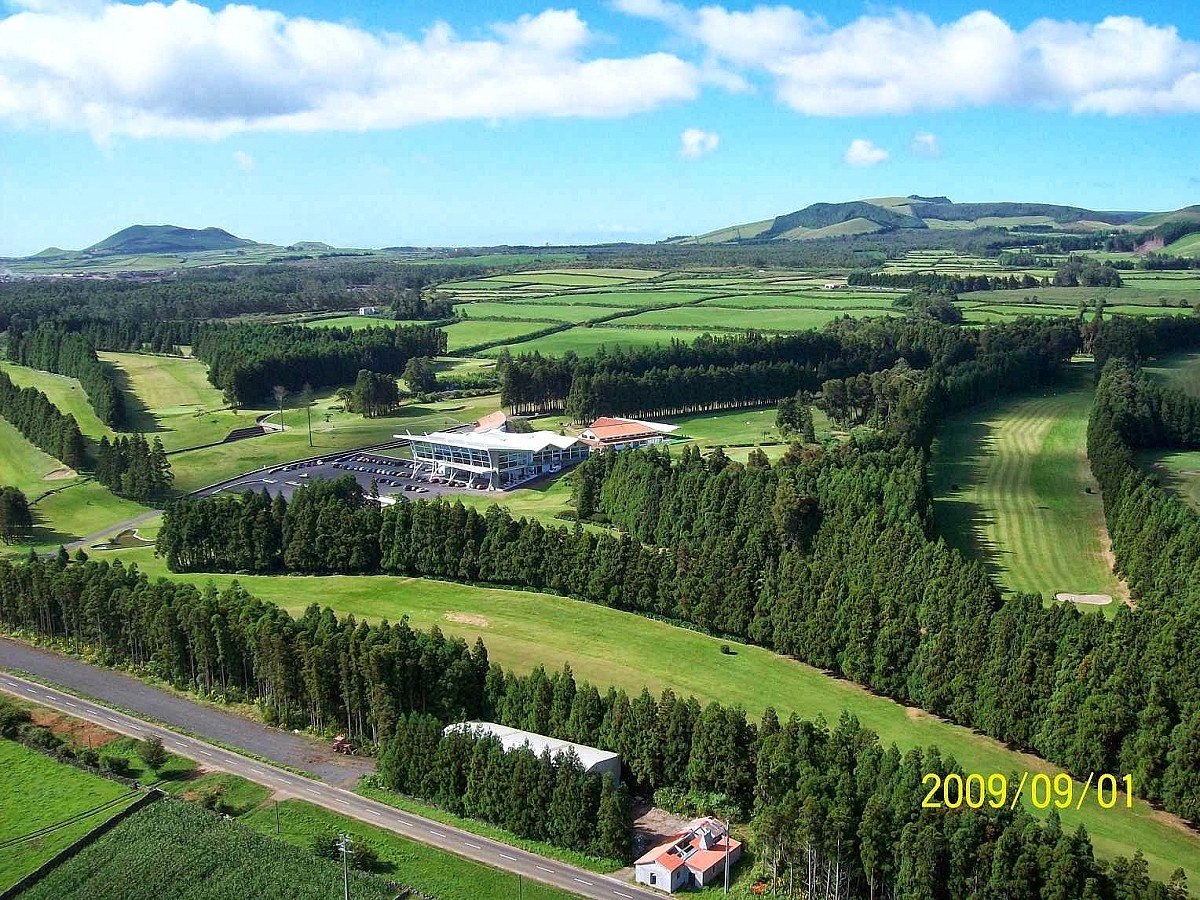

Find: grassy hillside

[85,225,254,255]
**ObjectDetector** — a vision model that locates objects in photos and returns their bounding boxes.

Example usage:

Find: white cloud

[0,2,701,139]
[616,3,1200,115]
[680,127,718,158]
[843,138,888,167]
[232,149,255,171]
[911,131,939,157]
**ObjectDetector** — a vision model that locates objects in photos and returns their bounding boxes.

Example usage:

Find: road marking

[573,878,594,886]
[536,866,553,873]
[612,892,635,899]
[199,750,215,758]
[249,768,267,777]
[499,853,518,862]
[462,841,483,850]
[397,819,414,827]
[428,830,446,838]
[334,798,351,806]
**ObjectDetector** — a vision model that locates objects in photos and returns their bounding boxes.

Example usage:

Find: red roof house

[634,818,742,893]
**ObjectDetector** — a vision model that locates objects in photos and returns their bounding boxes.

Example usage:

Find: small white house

[635,818,742,893]
[358,305,380,316]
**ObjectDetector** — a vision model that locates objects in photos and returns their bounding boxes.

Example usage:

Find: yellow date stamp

[922,772,1134,811]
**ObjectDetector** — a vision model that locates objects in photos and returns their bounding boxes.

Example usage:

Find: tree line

[7,324,127,428]
[500,317,1071,421]
[0,369,87,470]
[94,434,174,502]
[191,321,445,406]
[0,554,1185,898]
[0,486,33,542]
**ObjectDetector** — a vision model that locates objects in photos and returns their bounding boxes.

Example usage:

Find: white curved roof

[404,430,583,453]
[444,721,619,774]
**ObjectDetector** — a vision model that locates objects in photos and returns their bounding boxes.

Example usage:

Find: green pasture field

[1122,272,1200,288]
[617,306,861,331]
[0,362,113,441]
[529,289,713,307]
[302,315,396,330]
[484,272,637,287]
[929,370,1126,603]
[1144,350,1200,398]
[453,302,618,323]
[102,546,1199,883]
[442,320,554,351]
[1142,449,1200,513]
[1163,232,1200,255]
[438,279,526,291]
[700,292,897,309]
[0,739,139,892]
[961,285,1200,307]
[1104,304,1192,317]
[481,326,710,357]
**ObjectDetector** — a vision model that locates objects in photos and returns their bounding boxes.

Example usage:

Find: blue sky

[1,0,1199,254]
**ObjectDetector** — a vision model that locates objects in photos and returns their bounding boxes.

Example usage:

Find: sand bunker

[1055,592,1113,606]
[444,612,491,627]
[44,467,77,480]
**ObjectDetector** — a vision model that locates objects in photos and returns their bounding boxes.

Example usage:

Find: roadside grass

[928,369,1125,603]
[241,799,576,900]
[0,361,113,441]
[1144,350,1200,398]
[0,739,139,891]
[97,547,1200,882]
[482,326,714,357]
[357,781,624,874]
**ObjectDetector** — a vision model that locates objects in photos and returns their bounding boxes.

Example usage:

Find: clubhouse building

[405,429,589,490]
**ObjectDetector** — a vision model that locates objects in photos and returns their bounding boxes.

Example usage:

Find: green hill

[85,225,255,256]
[680,196,1152,244]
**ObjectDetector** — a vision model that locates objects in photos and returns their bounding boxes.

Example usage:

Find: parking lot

[193,443,495,503]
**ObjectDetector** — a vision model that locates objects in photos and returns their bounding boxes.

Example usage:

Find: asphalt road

[0,641,660,900]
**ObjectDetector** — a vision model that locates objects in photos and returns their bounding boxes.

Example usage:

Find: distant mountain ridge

[680,196,1158,244]
[84,225,256,256]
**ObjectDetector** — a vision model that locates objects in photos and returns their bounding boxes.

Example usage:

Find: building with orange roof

[634,817,741,893]
[580,416,678,452]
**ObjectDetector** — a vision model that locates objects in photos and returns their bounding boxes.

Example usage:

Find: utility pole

[337,833,351,900]
[274,800,279,834]
[723,819,730,895]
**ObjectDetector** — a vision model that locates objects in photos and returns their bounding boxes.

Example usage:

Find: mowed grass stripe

[931,373,1125,601]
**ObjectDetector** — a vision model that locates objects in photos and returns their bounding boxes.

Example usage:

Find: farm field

[929,369,1126,604]
[618,305,858,331]
[454,302,621,323]
[18,800,401,900]
[481,325,713,357]
[497,289,713,308]
[699,292,897,309]
[0,362,113,441]
[442,319,554,351]
[0,739,139,892]
[301,314,395,330]
[1143,449,1200,512]
[1145,350,1200,398]
[482,271,639,287]
[99,545,1199,883]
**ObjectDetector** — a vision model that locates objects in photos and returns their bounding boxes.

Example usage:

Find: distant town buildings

[635,817,742,893]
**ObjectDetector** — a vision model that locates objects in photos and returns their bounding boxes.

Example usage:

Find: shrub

[137,736,166,769]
